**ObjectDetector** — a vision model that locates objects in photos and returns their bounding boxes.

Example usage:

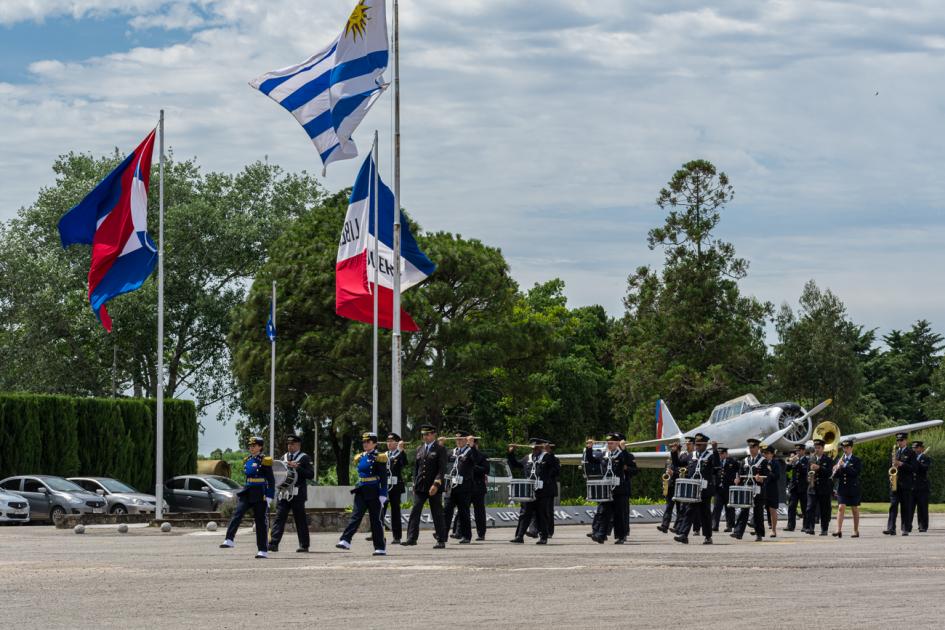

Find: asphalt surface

[0,515,942,629]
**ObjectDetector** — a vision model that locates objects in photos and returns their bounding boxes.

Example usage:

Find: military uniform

[886,434,917,535]
[733,442,770,541]
[470,442,489,540]
[833,451,862,506]
[674,434,720,544]
[712,450,739,532]
[657,447,689,533]
[912,441,930,533]
[337,432,389,555]
[404,425,449,547]
[508,439,560,544]
[268,436,315,552]
[380,434,408,543]
[804,448,833,535]
[785,449,809,531]
[443,436,476,543]
[221,437,275,558]
[589,433,637,544]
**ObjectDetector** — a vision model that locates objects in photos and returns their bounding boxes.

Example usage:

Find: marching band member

[337,432,388,556]
[268,435,315,553]
[673,436,696,534]
[761,444,781,537]
[589,433,637,544]
[885,432,917,536]
[220,436,275,559]
[804,439,833,536]
[732,438,768,542]
[583,438,605,539]
[656,441,685,534]
[673,433,719,545]
[832,438,861,538]
[712,446,739,532]
[381,433,407,545]
[404,424,449,548]
[470,437,490,541]
[784,444,809,532]
[508,438,559,545]
[913,441,931,533]
[443,431,476,544]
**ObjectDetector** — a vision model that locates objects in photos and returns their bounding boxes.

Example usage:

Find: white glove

[266,498,272,508]
[379,495,388,508]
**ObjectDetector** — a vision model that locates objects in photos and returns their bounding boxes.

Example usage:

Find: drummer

[731,438,768,542]
[673,433,719,545]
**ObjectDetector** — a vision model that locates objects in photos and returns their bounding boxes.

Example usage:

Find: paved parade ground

[1,515,943,629]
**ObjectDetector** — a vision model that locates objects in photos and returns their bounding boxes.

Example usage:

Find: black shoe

[391,539,401,545]
[475,536,485,541]
[586,532,594,538]
[400,540,417,546]
[712,527,719,532]
[919,529,927,533]
[723,527,732,533]
[819,531,828,536]
[536,538,547,545]
[882,529,895,535]
[433,542,446,549]
[510,537,524,544]
[730,533,743,540]
[754,536,763,542]
[458,538,471,544]
[832,531,841,538]
[673,535,689,544]
[656,525,668,533]
[669,527,677,534]
[524,530,538,539]
[784,527,795,532]
[296,547,309,553]
[614,538,626,545]
[703,538,713,545]
[805,529,814,535]
[591,535,606,544]
[449,533,460,539]
[901,531,910,536]
[365,536,373,541]
[268,544,279,552]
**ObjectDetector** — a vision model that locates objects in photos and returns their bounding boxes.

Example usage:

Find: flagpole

[391,0,403,437]
[155,109,165,521]
[372,131,380,435]
[270,280,276,458]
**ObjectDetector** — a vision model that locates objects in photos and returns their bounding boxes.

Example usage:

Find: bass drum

[271,459,298,492]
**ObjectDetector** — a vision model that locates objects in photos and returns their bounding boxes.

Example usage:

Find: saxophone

[807,455,817,490]
[661,467,672,497]
[889,445,898,492]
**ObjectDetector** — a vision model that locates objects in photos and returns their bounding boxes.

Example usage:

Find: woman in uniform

[761,445,781,538]
[832,438,862,538]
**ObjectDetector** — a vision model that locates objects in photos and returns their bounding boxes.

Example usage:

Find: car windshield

[205,477,240,490]
[99,479,137,493]
[45,478,86,492]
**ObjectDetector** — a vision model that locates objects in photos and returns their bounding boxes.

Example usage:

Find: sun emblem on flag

[345,0,371,41]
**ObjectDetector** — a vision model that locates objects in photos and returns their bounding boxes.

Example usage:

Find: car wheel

[112,505,128,515]
[50,506,66,523]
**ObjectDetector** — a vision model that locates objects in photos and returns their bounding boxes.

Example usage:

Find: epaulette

[376,452,388,463]
[353,452,363,465]
[243,455,251,463]
[262,456,273,466]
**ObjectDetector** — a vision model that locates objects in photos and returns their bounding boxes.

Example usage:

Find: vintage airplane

[560,394,942,468]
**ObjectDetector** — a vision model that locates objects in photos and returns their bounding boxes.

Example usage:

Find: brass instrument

[889,444,899,492]
[812,420,842,454]
[786,453,799,466]
[678,467,688,478]
[661,469,672,497]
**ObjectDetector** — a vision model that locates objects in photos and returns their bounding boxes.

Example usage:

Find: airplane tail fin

[656,399,680,451]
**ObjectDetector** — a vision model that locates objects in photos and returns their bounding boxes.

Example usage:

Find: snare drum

[673,478,702,503]
[509,479,537,503]
[586,478,617,503]
[728,485,754,509]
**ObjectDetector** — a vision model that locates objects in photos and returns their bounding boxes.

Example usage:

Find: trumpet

[889,444,899,492]
[786,453,799,466]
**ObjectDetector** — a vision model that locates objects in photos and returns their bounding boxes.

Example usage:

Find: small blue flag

[266,298,276,342]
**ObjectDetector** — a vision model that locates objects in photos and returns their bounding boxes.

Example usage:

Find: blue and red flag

[57,129,158,332]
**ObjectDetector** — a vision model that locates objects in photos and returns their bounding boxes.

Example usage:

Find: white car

[0,488,30,523]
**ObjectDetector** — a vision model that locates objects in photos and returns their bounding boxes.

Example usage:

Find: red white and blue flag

[335,153,435,330]
[57,130,158,332]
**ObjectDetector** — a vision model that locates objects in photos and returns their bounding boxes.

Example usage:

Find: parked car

[68,477,167,515]
[164,475,240,513]
[0,476,107,523]
[0,488,30,523]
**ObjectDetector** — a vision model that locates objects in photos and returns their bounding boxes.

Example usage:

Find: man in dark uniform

[672,436,696,533]
[268,434,315,553]
[337,432,388,555]
[784,444,809,532]
[404,424,449,548]
[588,433,637,544]
[885,432,917,536]
[657,442,684,534]
[220,436,275,559]
[712,446,739,532]
[804,439,833,536]
[508,438,559,544]
[674,433,719,545]
[732,438,768,541]
[912,441,931,533]
[381,433,407,544]
[443,431,476,544]
[470,437,489,541]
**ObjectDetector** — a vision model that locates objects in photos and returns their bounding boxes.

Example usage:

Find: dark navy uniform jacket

[833,453,862,496]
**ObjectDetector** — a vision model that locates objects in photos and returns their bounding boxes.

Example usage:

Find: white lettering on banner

[555,510,573,520]
[629,509,644,519]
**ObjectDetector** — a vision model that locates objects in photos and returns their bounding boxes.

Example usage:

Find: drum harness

[526,451,546,491]
[448,445,470,491]
[387,447,401,491]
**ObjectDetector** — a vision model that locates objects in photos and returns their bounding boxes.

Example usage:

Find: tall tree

[867,320,944,422]
[612,160,771,438]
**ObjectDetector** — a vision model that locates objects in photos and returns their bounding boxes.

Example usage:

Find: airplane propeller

[759,398,832,448]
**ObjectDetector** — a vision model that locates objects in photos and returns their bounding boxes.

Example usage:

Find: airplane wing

[558,451,671,469]
[622,436,683,449]
[840,419,942,445]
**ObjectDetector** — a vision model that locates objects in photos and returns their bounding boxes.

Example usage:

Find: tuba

[889,444,899,492]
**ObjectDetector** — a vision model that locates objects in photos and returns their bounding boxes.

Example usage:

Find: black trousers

[225,496,268,552]
[444,490,472,541]
[341,487,385,551]
[596,494,629,539]
[660,486,677,528]
[914,487,929,531]
[269,494,309,549]
[888,486,915,532]
[380,488,403,541]
[472,489,487,538]
[734,496,765,538]
[516,496,551,539]
[805,492,831,532]
[786,487,807,530]
[406,490,446,543]
[679,493,712,539]
[527,497,557,538]
[712,485,735,530]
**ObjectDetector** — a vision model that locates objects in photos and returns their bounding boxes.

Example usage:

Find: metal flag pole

[155,109,165,520]
[391,0,403,437]
[372,131,380,435]
[270,280,276,458]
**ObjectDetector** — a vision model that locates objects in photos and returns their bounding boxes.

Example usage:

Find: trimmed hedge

[0,393,197,491]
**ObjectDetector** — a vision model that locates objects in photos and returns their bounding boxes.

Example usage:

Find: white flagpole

[372,131,380,435]
[270,280,276,458]
[391,0,403,437]
[155,109,165,520]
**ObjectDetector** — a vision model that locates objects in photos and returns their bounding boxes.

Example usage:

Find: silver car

[68,477,167,515]
[0,489,29,523]
[0,476,107,523]
[164,475,240,513]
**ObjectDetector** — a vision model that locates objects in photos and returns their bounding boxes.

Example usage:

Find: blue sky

[2,1,944,451]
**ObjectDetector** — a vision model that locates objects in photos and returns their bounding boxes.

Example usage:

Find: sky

[2,1,944,451]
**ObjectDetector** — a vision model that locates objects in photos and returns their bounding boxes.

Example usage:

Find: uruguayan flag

[249,0,389,171]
